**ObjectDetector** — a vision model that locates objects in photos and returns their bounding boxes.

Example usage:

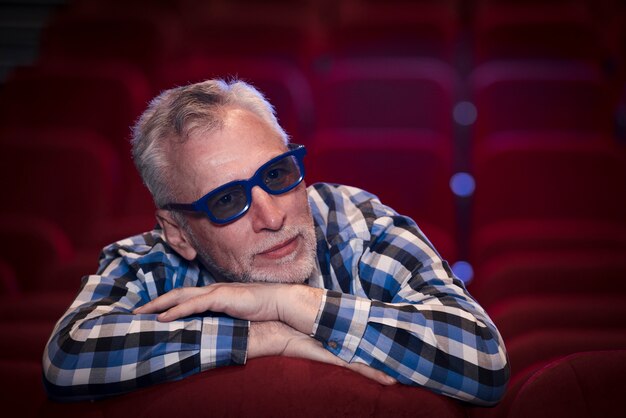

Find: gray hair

[131,78,289,208]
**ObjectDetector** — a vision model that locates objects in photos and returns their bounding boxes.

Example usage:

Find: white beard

[189,223,318,284]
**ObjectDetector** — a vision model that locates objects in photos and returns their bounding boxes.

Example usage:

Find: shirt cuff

[200,316,249,371]
[311,290,371,362]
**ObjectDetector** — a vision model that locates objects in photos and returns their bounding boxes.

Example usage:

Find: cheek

[202,224,250,263]
[287,185,310,213]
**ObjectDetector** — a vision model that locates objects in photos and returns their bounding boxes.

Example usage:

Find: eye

[216,193,233,206]
[265,168,286,182]
[207,187,247,217]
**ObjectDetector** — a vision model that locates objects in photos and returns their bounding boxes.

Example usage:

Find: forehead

[170,107,288,200]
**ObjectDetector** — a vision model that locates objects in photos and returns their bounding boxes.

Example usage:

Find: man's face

[169,107,317,283]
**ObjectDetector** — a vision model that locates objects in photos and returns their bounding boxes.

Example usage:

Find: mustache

[248,225,307,256]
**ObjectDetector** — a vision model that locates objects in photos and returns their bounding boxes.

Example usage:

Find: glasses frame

[161,143,306,224]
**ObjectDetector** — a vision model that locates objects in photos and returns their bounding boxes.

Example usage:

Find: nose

[249,186,286,232]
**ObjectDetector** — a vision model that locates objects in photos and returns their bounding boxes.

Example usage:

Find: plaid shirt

[43,183,509,405]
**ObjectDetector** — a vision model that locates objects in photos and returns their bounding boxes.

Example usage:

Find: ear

[156,209,198,261]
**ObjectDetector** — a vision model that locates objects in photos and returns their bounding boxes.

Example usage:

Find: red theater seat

[39,10,183,86]
[472,1,603,65]
[0,65,154,216]
[314,58,458,136]
[488,295,626,342]
[182,5,319,72]
[0,360,55,418]
[468,248,626,309]
[508,350,626,418]
[470,218,626,269]
[471,137,626,233]
[505,329,626,379]
[25,357,469,418]
[0,130,120,249]
[326,0,459,63]
[0,320,59,362]
[308,129,457,261]
[89,357,468,418]
[470,61,612,139]
[0,291,77,322]
[469,137,626,280]
[0,259,18,296]
[0,215,74,293]
[0,64,150,147]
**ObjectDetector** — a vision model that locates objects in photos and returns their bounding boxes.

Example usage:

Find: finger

[133,287,205,314]
[157,294,216,322]
[347,362,397,386]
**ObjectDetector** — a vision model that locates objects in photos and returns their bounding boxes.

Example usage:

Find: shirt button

[328,341,338,349]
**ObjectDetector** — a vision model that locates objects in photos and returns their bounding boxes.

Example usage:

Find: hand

[133,283,323,335]
[250,321,396,386]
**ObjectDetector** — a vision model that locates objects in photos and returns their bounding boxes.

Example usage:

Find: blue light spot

[450,172,475,197]
[453,101,477,126]
[452,261,474,284]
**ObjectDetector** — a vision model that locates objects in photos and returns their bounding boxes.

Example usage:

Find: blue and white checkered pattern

[43,183,509,405]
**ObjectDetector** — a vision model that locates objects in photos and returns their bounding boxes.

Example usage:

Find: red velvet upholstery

[327,0,459,62]
[470,61,612,139]
[471,137,626,231]
[468,248,626,309]
[0,65,150,153]
[35,357,468,418]
[314,57,458,136]
[0,215,74,293]
[308,129,457,261]
[470,218,626,268]
[0,360,57,418]
[0,320,59,361]
[472,2,602,64]
[488,295,626,342]
[185,19,318,72]
[508,350,626,418]
[39,10,183,84]
[0,359,106,418]
[0,131,119,248]
[0,291,76,322]
[0,66,154,217]
[0,259,18,296]
[505,329,626,378]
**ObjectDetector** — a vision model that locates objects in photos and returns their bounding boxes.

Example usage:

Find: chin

[247,264,313,284]
[247,254,316,284]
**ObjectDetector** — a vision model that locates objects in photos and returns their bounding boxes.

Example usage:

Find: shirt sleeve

[42,233,249,402]
[309,184,510,406]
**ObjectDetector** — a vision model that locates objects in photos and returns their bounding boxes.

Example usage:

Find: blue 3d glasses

[161,144,306,224]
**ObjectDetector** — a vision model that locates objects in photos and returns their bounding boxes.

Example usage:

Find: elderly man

[43,79,509,405]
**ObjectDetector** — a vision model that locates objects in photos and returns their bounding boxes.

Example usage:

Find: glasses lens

[261,155,302,192]
[206,184,248,220]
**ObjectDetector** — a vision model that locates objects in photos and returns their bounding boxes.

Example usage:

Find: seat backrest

[488,295,626,341]
[505,330,626,378]
[307,128,457,259]
[509,350,626,418]
[314,58,458,135]
[472,2,602,64]
[470,61,611,139]
[468,248,626,309]
[471,137,626,229]
[0,128,120,247]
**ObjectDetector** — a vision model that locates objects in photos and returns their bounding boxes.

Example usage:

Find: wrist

[282,285,324,335]
[248,321,284,359]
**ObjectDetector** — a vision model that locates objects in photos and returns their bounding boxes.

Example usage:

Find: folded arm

[304,184,510,405]
[42,237,250,401]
